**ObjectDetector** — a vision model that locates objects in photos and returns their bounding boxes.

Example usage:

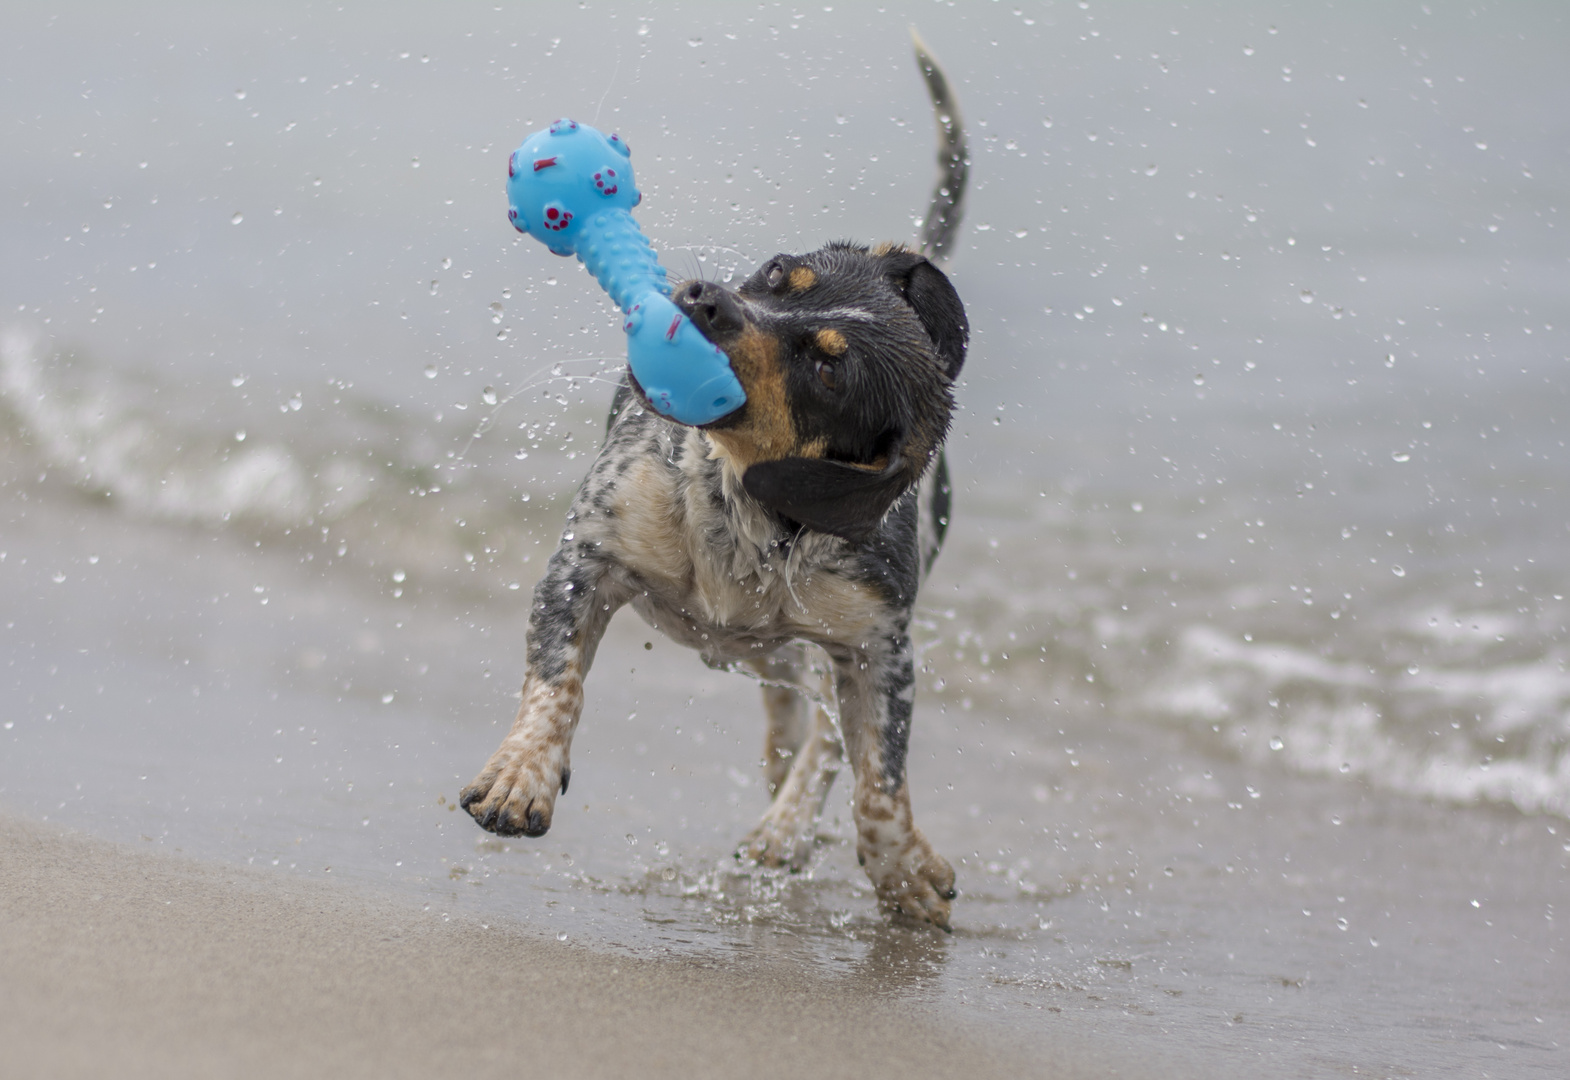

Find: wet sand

[0,812,1154,1080]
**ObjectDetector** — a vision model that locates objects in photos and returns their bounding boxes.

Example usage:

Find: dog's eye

[765,262,785,288]
[815,359,839,390]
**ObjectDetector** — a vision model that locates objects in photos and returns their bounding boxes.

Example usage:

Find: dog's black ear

[742,453,912,544]
[881,250,969,381]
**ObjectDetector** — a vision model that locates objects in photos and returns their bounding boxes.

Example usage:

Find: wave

[0,327,613,598]
[1151,623,1570,819]
[7,326,1566,821]
[921,510,1570,823]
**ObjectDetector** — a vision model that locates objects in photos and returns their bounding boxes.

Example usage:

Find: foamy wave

[0,328,340,527]
[0,327,603,599]
[1152,623,1570,819]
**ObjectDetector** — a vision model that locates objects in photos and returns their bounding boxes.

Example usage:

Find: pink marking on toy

[666,313,683,341]
[533,156,559,172]
[508,151,518,178]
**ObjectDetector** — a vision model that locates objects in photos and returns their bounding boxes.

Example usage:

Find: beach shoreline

[0,811,1151,1080]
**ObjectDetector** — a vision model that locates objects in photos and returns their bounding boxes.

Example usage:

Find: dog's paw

[861,832,957,931]
[736,805,817,871]
[459,748,569,838]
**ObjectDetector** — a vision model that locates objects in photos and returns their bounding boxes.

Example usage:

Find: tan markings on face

[848,454,889,473]
[705,327,797,468]
[798,437,828,459]
[814,328,848,356]
[787,266,817,291]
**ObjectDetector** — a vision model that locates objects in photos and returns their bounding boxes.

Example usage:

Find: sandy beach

[3,812,1150,1080]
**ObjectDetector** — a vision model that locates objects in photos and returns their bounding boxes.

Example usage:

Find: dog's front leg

[461,545,622,837]
[831,629,956,930]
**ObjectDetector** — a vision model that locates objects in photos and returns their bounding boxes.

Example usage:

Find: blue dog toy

[506,119,745,427]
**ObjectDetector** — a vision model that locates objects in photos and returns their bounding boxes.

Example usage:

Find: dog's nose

[675,280,744,339]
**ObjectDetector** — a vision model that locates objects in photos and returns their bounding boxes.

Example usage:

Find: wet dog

[461,38,970,929]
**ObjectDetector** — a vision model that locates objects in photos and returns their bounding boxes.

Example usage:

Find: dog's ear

[880,249,969,381]
[742,452,912,544]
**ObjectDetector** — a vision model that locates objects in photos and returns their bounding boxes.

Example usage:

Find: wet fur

[462,36,969,929]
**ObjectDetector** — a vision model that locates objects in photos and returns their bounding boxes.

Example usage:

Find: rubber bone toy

[506,118,745,427]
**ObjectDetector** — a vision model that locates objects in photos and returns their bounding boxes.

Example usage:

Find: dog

[461,36,970,929]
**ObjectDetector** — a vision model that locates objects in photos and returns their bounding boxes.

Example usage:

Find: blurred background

[3,3,1567,1072]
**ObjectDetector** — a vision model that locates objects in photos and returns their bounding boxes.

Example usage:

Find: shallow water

[3,3,1568,1076]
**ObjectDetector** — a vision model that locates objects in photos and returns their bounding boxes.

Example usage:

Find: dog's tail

[910,28,968,265]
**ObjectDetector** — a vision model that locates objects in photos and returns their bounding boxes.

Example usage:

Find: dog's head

[654,242,967,543]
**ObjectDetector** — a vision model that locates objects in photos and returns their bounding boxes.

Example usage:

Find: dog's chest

[585,434,892,659]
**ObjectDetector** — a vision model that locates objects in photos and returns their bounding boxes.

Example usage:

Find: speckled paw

[459,752,568,838]
[736,811,815,871]
[870,844,956,931]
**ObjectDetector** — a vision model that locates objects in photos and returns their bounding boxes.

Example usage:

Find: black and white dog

[462,39,970,929]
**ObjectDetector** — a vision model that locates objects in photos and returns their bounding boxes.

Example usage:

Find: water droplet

[1193,373,1205,386]
[1144,163,1158,176]
[231,374,247,387]
[230,211,244,225]
[235,430,246,442]
[429,279,439,295]
[482,386,498,405]
[288,395,302,411]
[1339,762,1351,773]
[490,301,505,324]
[1384,354,1396,367]
[687,36,703,47]
[1299,289,1314,303]
[1269,736,1284,751]
[235,88,247,100]
[1337,917,1349,931]
[441,257,453,270]
[557,931,569,941]
[392,569,406,583]
[424,364,438,379]
[625,833,637,846]
[1131,502,1143,512]
[411,157,421,168]
[52,571,67,584]
[1391,565,1406,577]
[1391,450,1410,463]
[381,692,395,704]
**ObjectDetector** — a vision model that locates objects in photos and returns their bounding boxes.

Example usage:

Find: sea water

[2,4,1566,1075]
